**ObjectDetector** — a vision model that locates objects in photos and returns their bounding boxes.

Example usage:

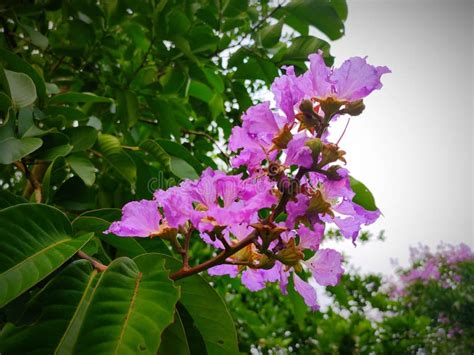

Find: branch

[182,129,230,164]
[77,251,108,272]
[170,230,258,280]
[15,160,42,203]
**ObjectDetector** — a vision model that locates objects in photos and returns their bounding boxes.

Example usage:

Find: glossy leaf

[67,154,96,187]
[0,204,93,307]
[1,256,180,355]
[350,176,378,211]
[170,156,199,180]
[151,254,240,355]
[97,133,136,185]
[49,92,112,104]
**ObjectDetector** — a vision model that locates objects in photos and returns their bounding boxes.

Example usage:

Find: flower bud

[299,99,314,114]
[341,99,365,116]
[307,190,334,218]
[304,138,323,163]
[257,254,276,270]
[251,223,287,250]
[318,143,346,168]
[276,238,304,268]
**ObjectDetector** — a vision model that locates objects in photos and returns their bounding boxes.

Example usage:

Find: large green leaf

[0,256,180,355]
[0,190,27,210]
[157,312,190,355]
[276,35,332,66]
[97,133,136,185]
[145,254,240,355]
[0,204,93,307]
[349,176,378,212]
[4,69,37,108]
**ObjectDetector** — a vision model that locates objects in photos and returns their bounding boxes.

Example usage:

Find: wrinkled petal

[208,264,239,278]
[105,199,161,237]
[285,133,313,169]
[307,248,344,286]
[271,66,304,122]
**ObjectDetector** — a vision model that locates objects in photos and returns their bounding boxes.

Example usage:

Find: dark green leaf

[0,204,93,307]
[97,133,136,185]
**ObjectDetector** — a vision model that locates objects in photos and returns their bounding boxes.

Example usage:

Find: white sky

[319,0,473,274]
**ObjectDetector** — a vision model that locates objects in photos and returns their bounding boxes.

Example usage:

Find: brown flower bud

[276,238,304,268]
[307,190,334,218]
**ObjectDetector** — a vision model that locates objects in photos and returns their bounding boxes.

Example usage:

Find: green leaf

[67,153,96,187]
[202,68,225,94]
[64,126,98,152]
[42,156,68,204]
[0,190,27,210]
[349,176,378,211]
[287,274,307,330]
[170,156,199,180]
[234,57,279,85]
[97,133,136,185]
[117,90,139,128]
[0,204,93,307]
[0,49,46,102]
[1,256,180,355]
[258,19,284,48]
[157,312,190,355]
[331,0,348,21]
[277,35,332,65]
[53,177,96,211]
[155,139,203,174]
[139,139,171,169]
[49,92,112,104]
[279,0,345,40]
[188,80,214,103]
[43,106,88,122]
[4,69,37,108]
[0,136,43,164]
[22,25,49,50]
[152,254,240,355]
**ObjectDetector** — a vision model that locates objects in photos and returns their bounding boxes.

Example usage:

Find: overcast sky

[317,0,473,274]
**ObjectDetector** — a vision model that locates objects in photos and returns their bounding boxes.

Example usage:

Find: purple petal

[105,199,161,237]
[208,264,239,278]
[293,274,320,311]
[307,248,344,286]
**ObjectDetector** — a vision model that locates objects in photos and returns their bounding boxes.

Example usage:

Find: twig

[170,230,258,280]
[182,228,193,269]
[77,251,108,272]
[182,129,230,164]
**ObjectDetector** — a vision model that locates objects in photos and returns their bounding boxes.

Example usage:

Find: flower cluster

[106,52,390,310]
[391,243,474,296]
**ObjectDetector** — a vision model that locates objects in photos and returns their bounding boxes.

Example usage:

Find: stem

[182,228,192,269]
[77,251,108,272]
[336,117,351,146]
[170,230,258,280]
[182,129,230,164]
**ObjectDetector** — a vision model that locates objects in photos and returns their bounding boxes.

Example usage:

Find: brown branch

[77,251,108,272]
[170,230,258,280]
[15,160,42,203]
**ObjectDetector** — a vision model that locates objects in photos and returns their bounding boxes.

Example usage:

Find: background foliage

[0,0,351,354]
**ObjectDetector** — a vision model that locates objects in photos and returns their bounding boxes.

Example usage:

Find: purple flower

[229,102,285,169]
[154,169,277,233]
[105,199,161,237]
[284,133,313,169]
[298,51,391,103]
[271,66,304,123]
[306,248,344,286]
